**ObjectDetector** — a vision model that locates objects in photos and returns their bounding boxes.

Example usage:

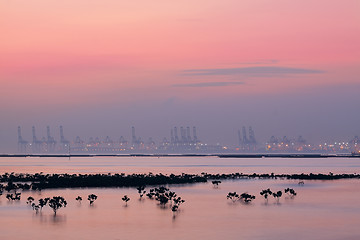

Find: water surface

[0,156,359,174]
[1,156,360,239]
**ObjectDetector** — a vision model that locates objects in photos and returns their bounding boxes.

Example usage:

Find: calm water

[1,156,360,240]
[1,156,360,174]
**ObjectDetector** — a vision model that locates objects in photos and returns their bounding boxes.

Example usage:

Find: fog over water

[2,83,360,153]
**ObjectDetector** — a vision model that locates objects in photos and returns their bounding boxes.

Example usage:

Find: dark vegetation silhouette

[32,203,40,213]
[6,193,11,201]
[173,196,185,208]
[76,196,82,202]
[38,197,50,210]
[48,196,67,215]
[136,186,146,199]
[26,196,34,204]
[227,192,255,203]
[146,189,155,199]
[158,195,169,206]
[240,193,256,203]
[260,189,273,202]
[260,188,291,203]
[6,192,21,201]
[227,192,240,202]
[152,186,170,206]
[88,194,97,205]
[171,197,185,214]
[0,183,301,219]
[145,186,185,211]
[171,205,179,212]
[212,180,221,188]
[284,188,297,197]
[122,195,130,205]
[0,172,357,191]
[27,196,67,215]
[272,191,283,202]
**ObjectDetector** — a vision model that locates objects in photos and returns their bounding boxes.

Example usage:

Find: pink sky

[0,0,359,149]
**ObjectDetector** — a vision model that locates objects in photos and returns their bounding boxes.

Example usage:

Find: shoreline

[1,172,359,191]
[0,153,359,158]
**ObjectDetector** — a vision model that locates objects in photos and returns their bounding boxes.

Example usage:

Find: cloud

[172,81,245,88]
[181,66,324,76]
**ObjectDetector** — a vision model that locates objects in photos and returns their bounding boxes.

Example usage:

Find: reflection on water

[32,213,67,225]
[0,157,360,239]
[0,179,359,239]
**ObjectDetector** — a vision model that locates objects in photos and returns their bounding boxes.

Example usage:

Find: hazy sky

[1,0,359,151]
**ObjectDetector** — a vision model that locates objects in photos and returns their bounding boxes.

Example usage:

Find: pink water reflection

[1,157,360,239]
[1,179,360,239]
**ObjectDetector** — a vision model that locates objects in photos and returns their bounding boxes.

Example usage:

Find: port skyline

[14,125,360,154]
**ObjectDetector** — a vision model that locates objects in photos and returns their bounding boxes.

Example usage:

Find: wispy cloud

[181,66,324,76]
[172,81,245,88]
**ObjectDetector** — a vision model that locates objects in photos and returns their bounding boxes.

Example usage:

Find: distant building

[266,135,310,152]
[237,126,257,152]
[349,136,359,154]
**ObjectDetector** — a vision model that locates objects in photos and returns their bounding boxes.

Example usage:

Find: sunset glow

[1,2,360,239]
[0,0,359,149]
